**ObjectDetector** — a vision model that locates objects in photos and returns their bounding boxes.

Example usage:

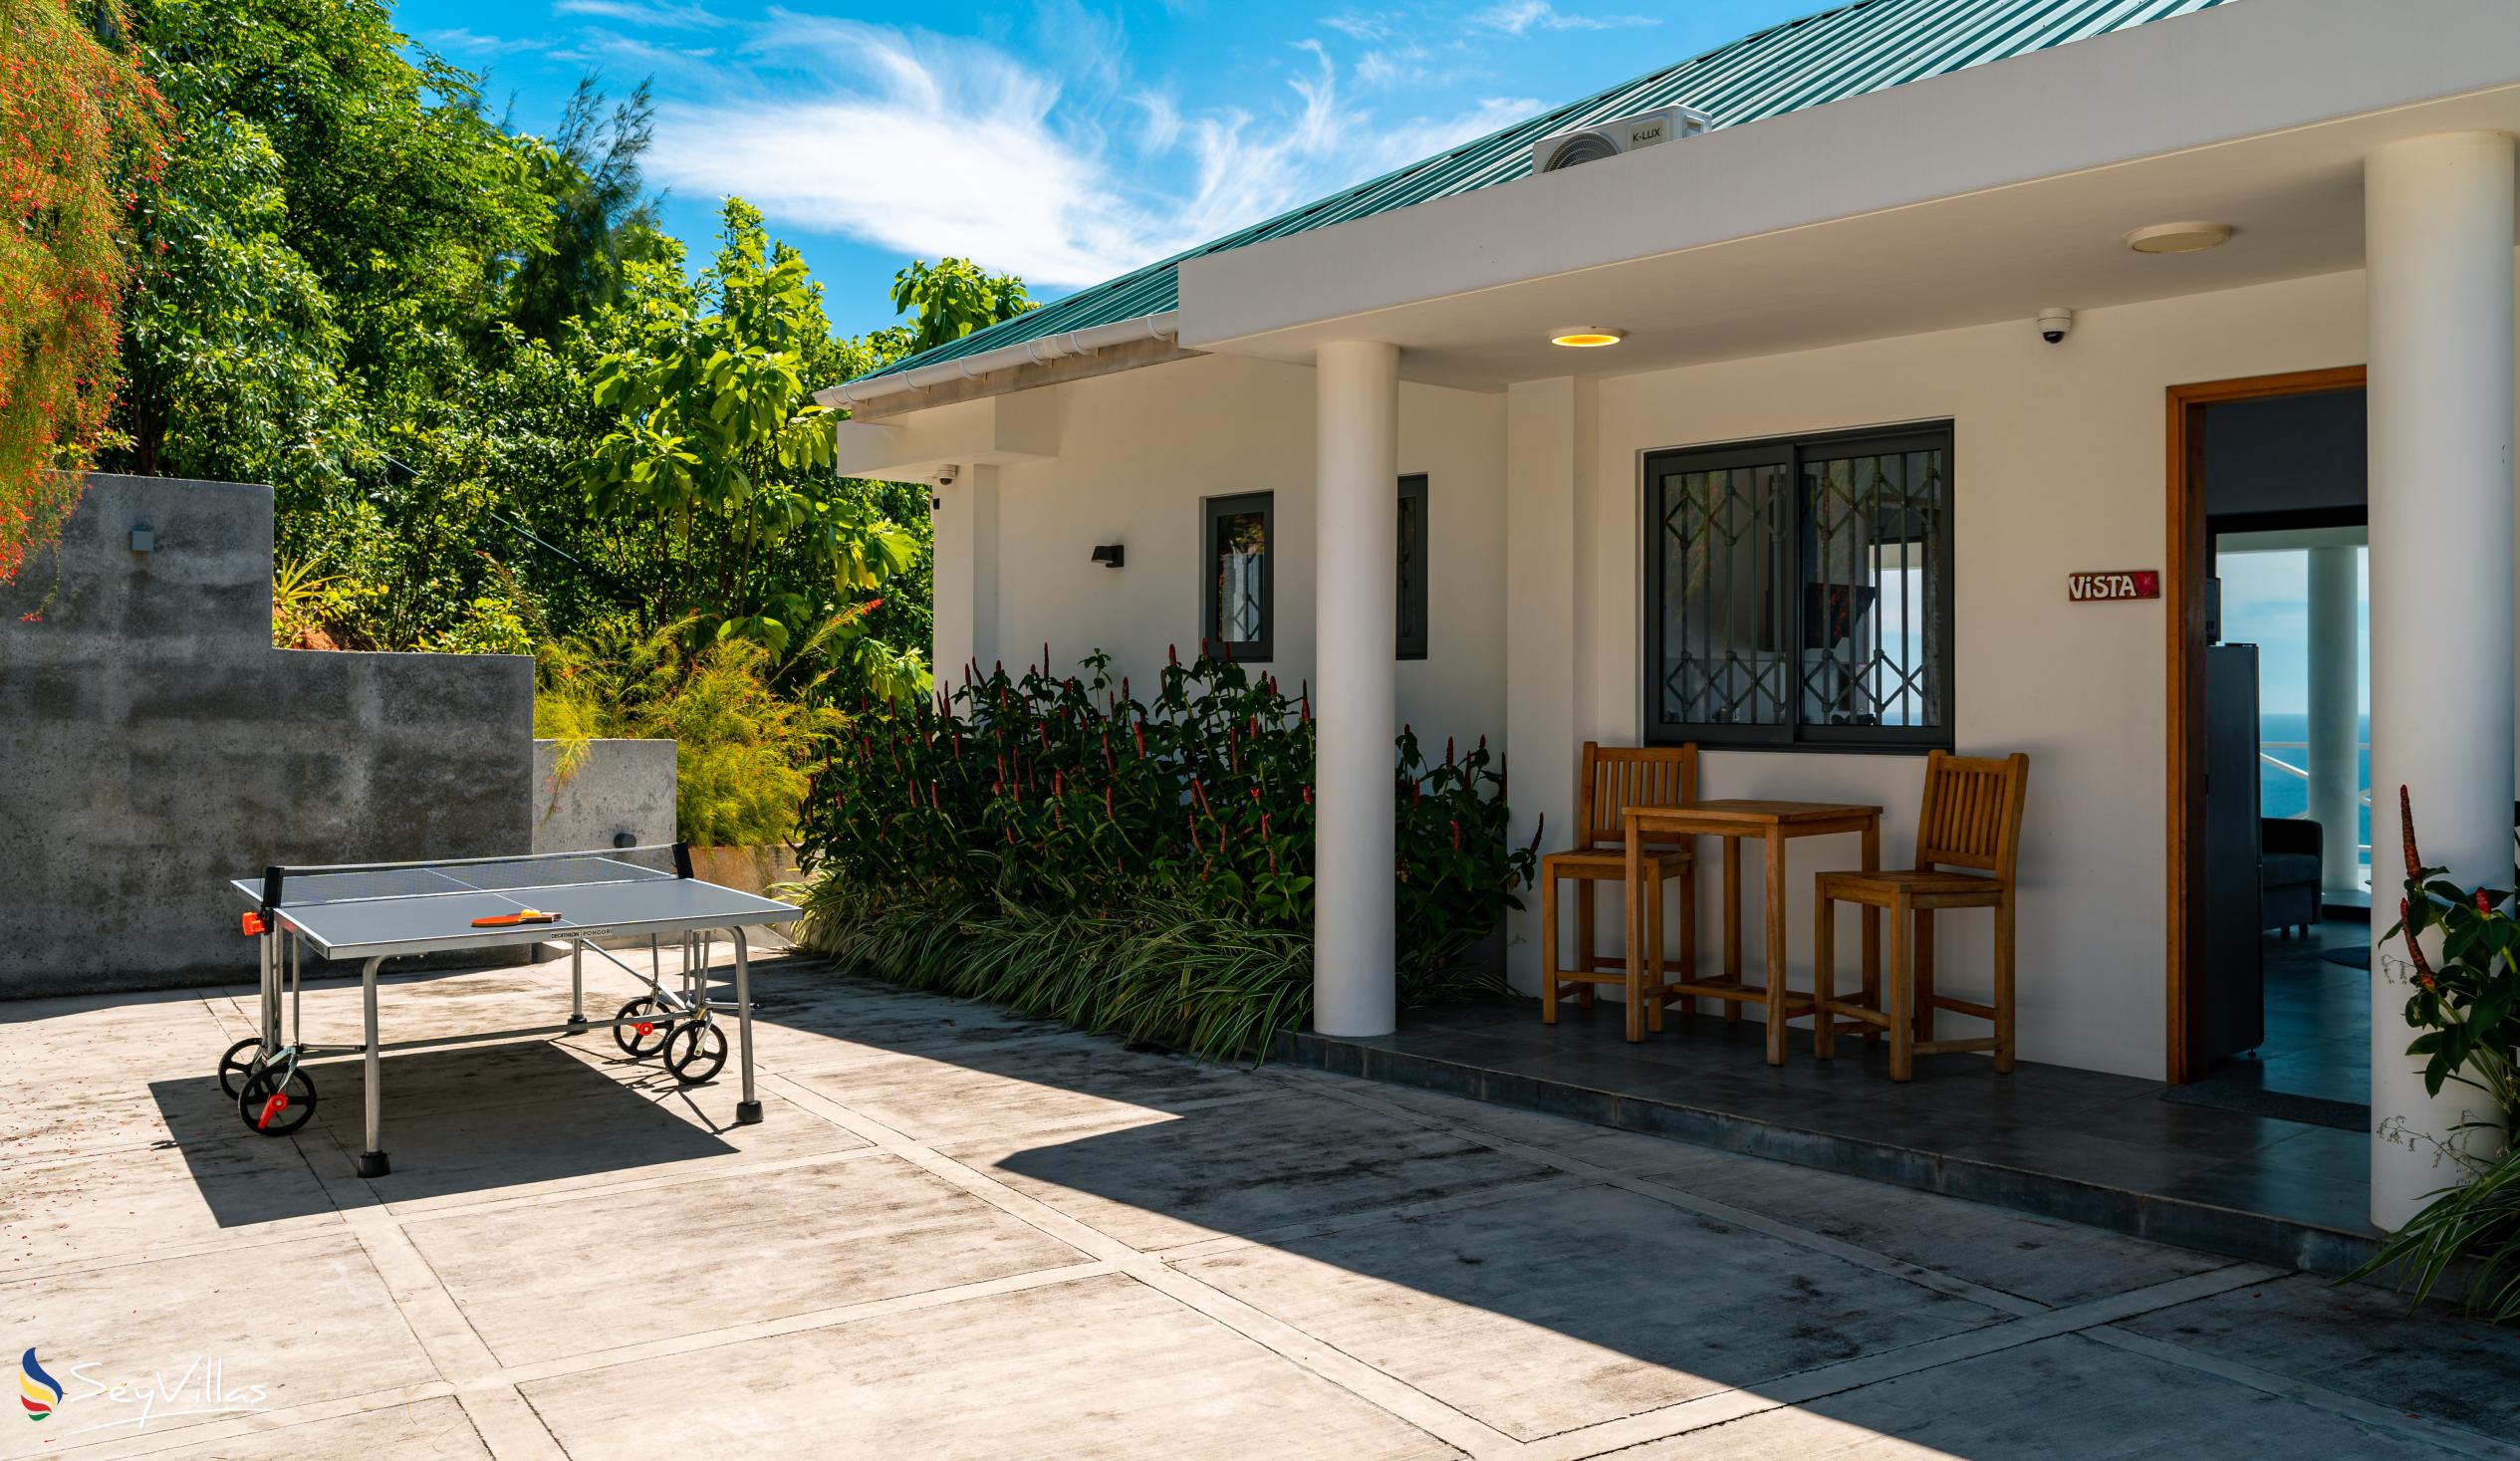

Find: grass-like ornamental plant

[2348,787,2520,1322]
[794,645,1536,1059]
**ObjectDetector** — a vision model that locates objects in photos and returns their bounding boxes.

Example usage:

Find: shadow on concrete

[148,1041,738,1221]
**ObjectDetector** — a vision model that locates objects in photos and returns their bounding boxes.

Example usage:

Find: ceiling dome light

[1551,328,1626,348]
[2126,222,2234,254]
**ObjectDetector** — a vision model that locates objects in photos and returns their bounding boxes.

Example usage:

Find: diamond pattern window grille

[1645,428,1952,750]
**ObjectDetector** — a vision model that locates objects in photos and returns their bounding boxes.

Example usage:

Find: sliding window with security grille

[1643,423,1953,751]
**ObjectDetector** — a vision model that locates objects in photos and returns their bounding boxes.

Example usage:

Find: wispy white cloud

[552,0,724,29]
[1470,1,1656,35]
[414,26,545,57]
[644,16,1534,289]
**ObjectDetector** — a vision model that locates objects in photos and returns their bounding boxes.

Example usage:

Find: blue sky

[401,0,1825,338]
[2220,549,2370,718]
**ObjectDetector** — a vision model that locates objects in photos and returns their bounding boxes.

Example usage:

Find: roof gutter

[821,310,1181,408]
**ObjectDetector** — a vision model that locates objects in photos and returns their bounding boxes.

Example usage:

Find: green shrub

[794,645,1534,1059]
[536,617,837,847]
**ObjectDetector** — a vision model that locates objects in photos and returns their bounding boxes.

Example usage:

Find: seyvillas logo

[19,1348,62,1421]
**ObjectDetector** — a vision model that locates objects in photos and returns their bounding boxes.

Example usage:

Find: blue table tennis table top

[229,852,796,960]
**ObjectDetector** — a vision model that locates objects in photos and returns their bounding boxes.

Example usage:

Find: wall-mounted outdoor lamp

[1091,544,1126,569]
[129,523,155,553]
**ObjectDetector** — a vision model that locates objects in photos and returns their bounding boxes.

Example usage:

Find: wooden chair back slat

[1914,749,2030,876]
[1577,742,1699,850]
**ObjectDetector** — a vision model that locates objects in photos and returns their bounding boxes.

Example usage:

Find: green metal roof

[857,0,2238,384]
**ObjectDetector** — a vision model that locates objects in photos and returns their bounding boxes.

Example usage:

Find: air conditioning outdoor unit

[1530,105,1710,175]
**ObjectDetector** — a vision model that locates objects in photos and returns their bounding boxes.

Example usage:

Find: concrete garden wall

[532,738,676,853]
[0,474,533,996]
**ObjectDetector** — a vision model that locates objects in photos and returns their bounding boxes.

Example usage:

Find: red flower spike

[1450,820,1462,851]
[2479,888,2494,914]
[1168,643,1178,666]
[1302,784,1313,806]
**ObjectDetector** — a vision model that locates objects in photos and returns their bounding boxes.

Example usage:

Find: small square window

[1645,424,1953,751]
[1202,492,1273,660]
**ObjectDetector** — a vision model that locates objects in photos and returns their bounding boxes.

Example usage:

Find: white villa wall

[976,353,1511,757]
[929,263,2520,1083]
[1516,268,2377,1082]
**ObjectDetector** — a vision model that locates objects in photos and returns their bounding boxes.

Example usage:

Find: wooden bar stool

[1539,743,1698,1039]
[1813,751,2030,1080]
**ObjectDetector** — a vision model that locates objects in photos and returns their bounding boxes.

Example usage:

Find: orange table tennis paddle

[471,908,563,928]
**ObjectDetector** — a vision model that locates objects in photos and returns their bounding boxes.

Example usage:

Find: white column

[1504,378,1582,993]
[1314,340,1400,1036]
[926,466,1000,689]
[2305,544,2362,899]
[2365,130,2516,1230]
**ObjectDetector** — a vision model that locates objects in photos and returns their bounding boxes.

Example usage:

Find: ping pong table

[223,844,796,1177]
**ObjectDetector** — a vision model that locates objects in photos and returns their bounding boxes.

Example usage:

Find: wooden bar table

[1623,801,1883,1062]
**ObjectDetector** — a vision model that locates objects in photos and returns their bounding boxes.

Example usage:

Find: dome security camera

[934,463,961,487]
[2036,307,2075,345]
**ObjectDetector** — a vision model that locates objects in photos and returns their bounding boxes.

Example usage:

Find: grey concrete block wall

[532,738,677,853]
[0,474,532,995]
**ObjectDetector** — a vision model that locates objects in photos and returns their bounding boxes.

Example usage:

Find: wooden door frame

[2163,365,2366,1084]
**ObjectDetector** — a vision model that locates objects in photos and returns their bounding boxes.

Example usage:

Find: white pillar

[926,465,999,688]
[1314,341,1400,1036]
[2305,544,2362,898]
[2365,130,2516,1230]
[1504,378,1583,993]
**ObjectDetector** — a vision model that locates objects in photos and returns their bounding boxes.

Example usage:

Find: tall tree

[887,257,1035,356]
[497,75,668,347]
[106,0,547,497]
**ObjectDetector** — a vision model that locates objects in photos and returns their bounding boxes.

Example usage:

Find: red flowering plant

[0,0,165,585]
[795,643,1534,1058]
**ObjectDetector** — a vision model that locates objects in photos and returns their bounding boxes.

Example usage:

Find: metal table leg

[733,927,761,1124]
[568,938,587,1029]
[259,929,280,1052]
[358,956,389,1178]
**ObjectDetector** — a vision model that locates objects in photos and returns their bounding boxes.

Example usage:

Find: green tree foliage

[0,0,161,584]
[584,200,923,685]
[106,0,548,498]
[888,257,1035,356]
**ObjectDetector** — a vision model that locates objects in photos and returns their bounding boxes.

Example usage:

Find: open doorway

[2166,368,2371,1127]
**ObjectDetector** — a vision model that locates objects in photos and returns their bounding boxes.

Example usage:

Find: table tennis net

[267,849,681,908]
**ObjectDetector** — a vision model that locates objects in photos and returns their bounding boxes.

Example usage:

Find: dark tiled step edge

[1277,1028,2383,1279]
[2158,1081,2371,1132]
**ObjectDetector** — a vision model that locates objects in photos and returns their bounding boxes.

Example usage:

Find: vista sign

[2067,570,2158,603]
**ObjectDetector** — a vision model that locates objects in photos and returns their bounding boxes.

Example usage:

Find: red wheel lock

[634,1022,654,1038]
[256,1091,290,1129]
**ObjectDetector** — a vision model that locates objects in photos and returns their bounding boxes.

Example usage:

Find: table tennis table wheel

[217,1038,263,1098]
[662,1021,726,1086]
[613,997,672,1059]
[236,1066,316,1137]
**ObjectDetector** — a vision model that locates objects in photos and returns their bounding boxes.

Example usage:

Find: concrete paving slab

[312,1084,867,1214]
[1334,1077,2236,1306]
[1603,1332,2472,1459]
[150,1395,491,1459]
[399,1151,1089,1365]
[1176,1180,2008,1441]
[520,1272,1460,1461]
[0,1232,438,1457]
[950,1086,1558,1251]
[2113,1271,2520,1444]
[783,1033,1258,1146]
[0,1138,336,1276]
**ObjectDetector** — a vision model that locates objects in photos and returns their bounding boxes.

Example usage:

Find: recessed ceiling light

[2126,222,2233,254]
[1550,328,1625,348]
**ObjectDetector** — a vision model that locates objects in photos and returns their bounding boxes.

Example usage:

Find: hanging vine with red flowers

[0,0,164,585]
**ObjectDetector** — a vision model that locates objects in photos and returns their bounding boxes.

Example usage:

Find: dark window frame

[1396,473,1428,660]
[1642,422,1956,753]
[1201,490,1275,661]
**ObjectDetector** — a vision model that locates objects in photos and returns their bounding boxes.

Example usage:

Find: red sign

[2068,570,2158,603]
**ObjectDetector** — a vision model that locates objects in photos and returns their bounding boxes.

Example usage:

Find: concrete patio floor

[4,949,2516,1460]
